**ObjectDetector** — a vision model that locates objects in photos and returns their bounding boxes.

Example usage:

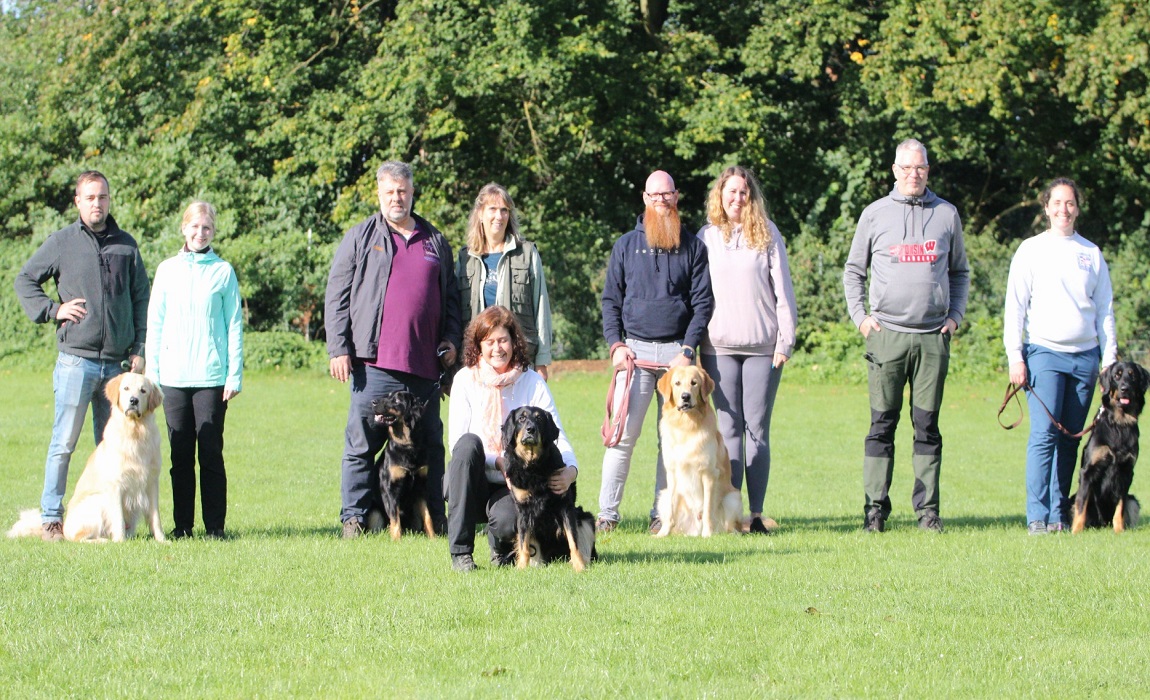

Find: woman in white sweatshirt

[699,166,797,534]
[1004,178,1116,536]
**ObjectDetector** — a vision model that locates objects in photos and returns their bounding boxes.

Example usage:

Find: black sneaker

[864,508,886,533]
[451,553,477,572]
[170,528,194,539]
[918,511,944,533]
[748,517,771,535]
[204,529,227,540]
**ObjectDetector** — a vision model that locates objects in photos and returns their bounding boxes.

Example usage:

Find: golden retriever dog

[654,365,744,537]
[8,373,166,542]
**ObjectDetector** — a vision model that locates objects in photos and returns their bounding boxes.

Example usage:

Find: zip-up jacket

[457,235,554,366]
[325,212,462,361]
[146,247,244,391]
[15,215,150,360]
[601,215,714,349]
[843,187,970,333]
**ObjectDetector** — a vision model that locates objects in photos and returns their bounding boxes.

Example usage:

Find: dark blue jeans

[340,364,445,526]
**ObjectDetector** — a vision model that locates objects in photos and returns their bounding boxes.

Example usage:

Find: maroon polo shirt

[369,223,443,380]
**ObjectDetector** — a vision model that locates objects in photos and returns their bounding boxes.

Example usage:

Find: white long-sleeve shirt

[448,366,577,483]
[1003,230,1116,366]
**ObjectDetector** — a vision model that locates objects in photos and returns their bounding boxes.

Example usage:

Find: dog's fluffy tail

[1126,495,1141,529]
[6,509,43,539]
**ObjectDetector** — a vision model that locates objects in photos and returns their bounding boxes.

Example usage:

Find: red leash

[600,354,667,447]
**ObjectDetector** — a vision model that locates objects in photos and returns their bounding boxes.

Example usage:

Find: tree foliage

[2,0,1148,368]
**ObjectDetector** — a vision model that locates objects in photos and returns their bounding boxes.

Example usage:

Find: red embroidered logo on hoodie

[888,239,938,263]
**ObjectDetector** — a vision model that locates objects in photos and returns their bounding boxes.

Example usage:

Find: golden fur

[8,373,166,542]
[654,365,744,536]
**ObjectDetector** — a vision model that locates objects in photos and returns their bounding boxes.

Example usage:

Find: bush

[244,331,327,372]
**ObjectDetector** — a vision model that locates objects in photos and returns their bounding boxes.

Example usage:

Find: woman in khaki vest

[456,183,554,379]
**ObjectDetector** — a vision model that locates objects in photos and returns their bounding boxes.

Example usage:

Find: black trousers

[446,433,517,556]
[163,385,228,532]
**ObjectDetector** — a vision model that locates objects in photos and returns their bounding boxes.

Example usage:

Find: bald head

[643,170,678,213]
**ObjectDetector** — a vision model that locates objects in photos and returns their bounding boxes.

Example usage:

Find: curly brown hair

[705,166,772,252]
[462,305,531,370]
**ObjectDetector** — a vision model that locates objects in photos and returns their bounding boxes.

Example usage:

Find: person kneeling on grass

[445,305,578,572]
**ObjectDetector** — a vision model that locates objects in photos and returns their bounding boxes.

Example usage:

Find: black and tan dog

[367,391,436,540]
[1070,361,1148,533]
[500,406,596,571]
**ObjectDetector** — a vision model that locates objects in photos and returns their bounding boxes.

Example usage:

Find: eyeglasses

[894,164,929,175]
[645,190,678,200]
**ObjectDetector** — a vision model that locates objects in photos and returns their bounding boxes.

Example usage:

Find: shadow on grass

[775,513,1022,533]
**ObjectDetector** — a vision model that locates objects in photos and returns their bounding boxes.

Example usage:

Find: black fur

[1071,361,1148,532]
[500,406,596,569]
[370,391,436,539]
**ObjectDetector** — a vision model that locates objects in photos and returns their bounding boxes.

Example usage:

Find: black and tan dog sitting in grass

[366,390,436,540]
[500,406,596,571]
[1070,361,1148,533]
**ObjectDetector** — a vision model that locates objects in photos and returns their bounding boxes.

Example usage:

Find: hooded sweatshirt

[843,187,970,333]
[146,247,244,391]
[601,215,714,349]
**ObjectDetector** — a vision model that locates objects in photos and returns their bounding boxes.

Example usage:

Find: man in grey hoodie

[843,139,970,534]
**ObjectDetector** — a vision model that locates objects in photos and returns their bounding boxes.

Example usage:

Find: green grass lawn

[2,367,1149,698]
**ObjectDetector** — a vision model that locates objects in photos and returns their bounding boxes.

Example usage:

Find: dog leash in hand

[600,353,668,447]
[997,381,1097,438]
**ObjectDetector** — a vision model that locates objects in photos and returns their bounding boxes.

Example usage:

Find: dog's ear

[501,409,519,451]
[147,379,164,414]
[1137,363,1150,393]
[411,396,427,423]
[656,369,672,399]
[700,368,714,399]
[542,410,560,443]
[1100,364,1116,393]
[104,373,123,405]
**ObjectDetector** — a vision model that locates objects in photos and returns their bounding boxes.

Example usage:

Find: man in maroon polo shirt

[325,160,462,538]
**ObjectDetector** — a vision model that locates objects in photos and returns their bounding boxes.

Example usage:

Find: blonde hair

[181,200,217,228]
[465,183,520,254]
[706,166,771,252]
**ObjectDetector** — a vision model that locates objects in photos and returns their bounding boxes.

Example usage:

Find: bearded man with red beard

[597,170,714,534]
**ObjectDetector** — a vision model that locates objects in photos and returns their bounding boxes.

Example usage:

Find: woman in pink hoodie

[698,167,797,534]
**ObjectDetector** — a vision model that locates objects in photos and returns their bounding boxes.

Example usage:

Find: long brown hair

[462,305,530,370]
[705,165,772,252]
[465,183,521,254]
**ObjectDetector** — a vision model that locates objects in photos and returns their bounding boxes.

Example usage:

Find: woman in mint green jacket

[146,201,243,539]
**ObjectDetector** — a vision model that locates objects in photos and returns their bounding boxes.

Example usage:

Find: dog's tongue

[1120,397,1131,405]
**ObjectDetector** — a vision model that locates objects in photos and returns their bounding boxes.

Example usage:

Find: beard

[644,204,681,250]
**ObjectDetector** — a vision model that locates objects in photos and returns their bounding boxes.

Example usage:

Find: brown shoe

[341,518,364,540]
[41,521,64,542]
[595,517,617,533]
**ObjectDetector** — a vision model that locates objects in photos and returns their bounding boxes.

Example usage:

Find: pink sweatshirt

[699,221,797,357]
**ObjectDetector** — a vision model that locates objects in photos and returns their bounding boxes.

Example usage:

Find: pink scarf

[474,360,524,453]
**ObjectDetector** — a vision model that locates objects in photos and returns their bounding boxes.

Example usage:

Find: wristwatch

[680,346,695,360]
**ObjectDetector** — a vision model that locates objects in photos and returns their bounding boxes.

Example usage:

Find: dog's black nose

[680,392,691,402]
[129,396,139,406]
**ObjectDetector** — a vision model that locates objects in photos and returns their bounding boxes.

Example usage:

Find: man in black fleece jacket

[14,171,151,541]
